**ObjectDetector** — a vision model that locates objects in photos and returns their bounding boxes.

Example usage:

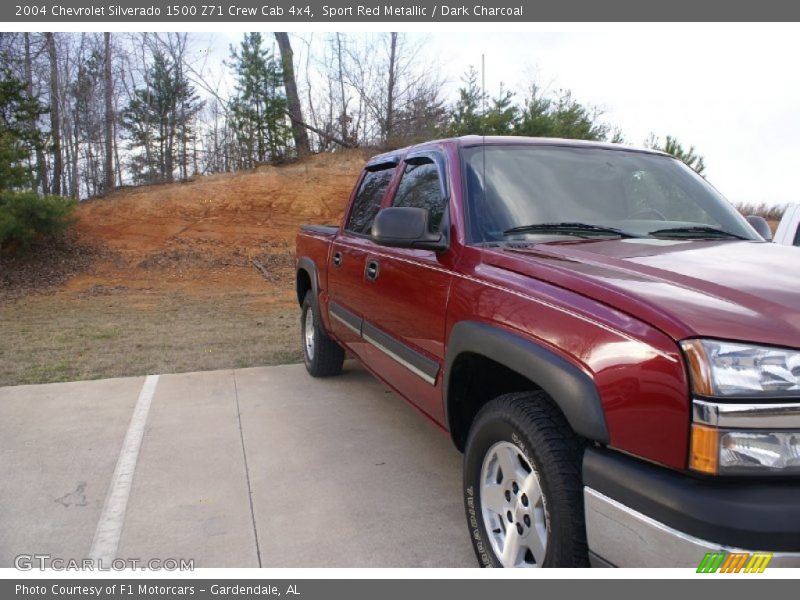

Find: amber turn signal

[680,340,714,397]
[690,424,719,474]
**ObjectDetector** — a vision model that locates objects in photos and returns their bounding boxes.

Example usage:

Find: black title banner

[5,0,800,22]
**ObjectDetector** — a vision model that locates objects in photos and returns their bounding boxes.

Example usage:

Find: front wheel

[463,391,588,567]
[301,291,344,377]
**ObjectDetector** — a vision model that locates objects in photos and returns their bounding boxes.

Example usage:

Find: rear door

[357,152,454,423]
[327,158,399,354]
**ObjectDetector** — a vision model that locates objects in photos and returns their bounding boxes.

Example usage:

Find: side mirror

[371,207,448,251]
[745,215,773,241]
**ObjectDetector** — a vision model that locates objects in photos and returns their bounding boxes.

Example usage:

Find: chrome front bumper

[585,487,800,568]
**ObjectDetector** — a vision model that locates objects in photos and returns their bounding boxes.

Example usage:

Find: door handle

[365,260,379,281]
[332,251,343,267]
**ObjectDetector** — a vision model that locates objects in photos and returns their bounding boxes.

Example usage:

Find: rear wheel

[463,391,588,567]
[301,291,344,377]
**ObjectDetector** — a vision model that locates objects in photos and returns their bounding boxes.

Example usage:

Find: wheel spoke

[495,445,525,482]
[481,483,506,515]
[525,522,547,565]
[521,471,542,508]
[501,528,522,566]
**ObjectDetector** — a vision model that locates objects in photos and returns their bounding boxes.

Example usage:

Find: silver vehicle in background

[774,204,800,246]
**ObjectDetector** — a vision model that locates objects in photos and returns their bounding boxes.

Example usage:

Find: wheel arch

[444,321,609,451]
[296,256,319,306]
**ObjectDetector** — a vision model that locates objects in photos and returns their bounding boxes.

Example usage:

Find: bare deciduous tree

[0,31,446,199]
[275,32,310,157]
[45,32,62,195]
[103,32,114,193]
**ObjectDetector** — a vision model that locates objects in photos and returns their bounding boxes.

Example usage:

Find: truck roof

[366,135,669,167]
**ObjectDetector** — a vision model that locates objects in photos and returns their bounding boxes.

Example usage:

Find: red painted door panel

[327,235,369,351]
[353,154,454,423]
[358,246,452,423]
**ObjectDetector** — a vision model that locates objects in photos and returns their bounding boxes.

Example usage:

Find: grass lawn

[0,289,302,386]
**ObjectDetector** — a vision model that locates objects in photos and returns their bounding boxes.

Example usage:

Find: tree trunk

[166,107,176,182]
[275,32,310,158]
[114,119,122,186]
[70,118,79,198]
[103,32,115,194]
[335,33,348,143]
[282,111,354,149]
[385,32,398,142]
[181,124,188,180]
[45,32,62,196]
[24,33,49,194]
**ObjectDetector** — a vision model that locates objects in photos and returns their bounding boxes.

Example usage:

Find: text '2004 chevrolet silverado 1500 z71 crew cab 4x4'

[294,136,800,568]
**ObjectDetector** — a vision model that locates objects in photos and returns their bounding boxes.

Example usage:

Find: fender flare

[296,256,320,305]
[444,321,609,444]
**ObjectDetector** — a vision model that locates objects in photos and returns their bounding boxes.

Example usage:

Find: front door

[357,152,454,423]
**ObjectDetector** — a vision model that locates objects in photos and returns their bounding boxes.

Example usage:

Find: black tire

[463,391,588,568]
[301,291,344,377]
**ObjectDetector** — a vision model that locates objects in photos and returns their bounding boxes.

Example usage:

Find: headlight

[690,424,800,475]
[682,339,800,397]
[682,339,800,475]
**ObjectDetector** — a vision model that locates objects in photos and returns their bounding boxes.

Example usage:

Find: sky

[427,29,800,209]
[201,27,800,207]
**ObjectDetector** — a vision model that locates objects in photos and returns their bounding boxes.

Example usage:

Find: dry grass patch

[0,288,302,387]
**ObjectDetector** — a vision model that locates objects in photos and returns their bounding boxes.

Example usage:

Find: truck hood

[489,239,800,348]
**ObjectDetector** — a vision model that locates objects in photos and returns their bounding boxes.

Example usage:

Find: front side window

[462,145,758,243]
[392,158,447,233]
[345,166,395,235]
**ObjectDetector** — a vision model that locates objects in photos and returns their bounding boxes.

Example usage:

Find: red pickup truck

[294,136,800,568]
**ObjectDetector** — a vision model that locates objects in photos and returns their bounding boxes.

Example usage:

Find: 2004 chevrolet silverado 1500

[294,136,800,568]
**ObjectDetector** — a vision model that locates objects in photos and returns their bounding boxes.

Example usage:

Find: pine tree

[0,68,48,192]
[448,67,485,136]
[122,50,202,184]
[483,85,518,134]
[228,33,289,167]
[646,134,706,176]
[448,70,612,142]
[447,69,525,136]
[515,85,608,141]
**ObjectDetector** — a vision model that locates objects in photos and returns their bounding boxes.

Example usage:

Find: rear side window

[793,224,800,247]
[345,167,395,235]
[391,158,447,232]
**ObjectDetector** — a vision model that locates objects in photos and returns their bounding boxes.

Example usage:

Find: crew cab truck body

[295,136,800,568]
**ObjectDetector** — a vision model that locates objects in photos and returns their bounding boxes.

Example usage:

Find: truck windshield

[462,145,759,243]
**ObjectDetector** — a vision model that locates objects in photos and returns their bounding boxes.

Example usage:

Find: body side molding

[444,321,609,443]
[361,322,439,385]
[329,302,363,336]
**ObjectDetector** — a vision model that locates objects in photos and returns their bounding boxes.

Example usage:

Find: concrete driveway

[0,362,475,568]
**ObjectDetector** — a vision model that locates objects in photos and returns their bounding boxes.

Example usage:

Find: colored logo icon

[697,552,773,573]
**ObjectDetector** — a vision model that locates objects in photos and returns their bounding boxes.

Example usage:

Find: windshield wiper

[648,226,749,240]
[502,222,640,239]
